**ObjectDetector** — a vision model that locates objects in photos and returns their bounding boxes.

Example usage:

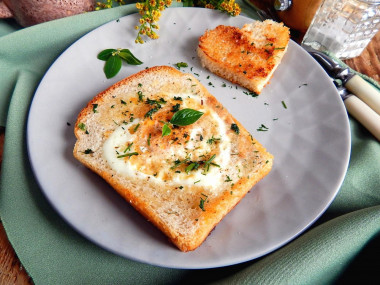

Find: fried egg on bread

[73,66,273,251]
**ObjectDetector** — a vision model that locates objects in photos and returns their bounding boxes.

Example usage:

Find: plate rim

[26,7,351,269]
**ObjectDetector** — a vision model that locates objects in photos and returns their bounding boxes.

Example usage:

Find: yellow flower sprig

[95,0,125,10]
[135,0,175,43]
[95,0,241,44]
[195,0,241,16]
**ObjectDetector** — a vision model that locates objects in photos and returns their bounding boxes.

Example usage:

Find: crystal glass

[301,0,380,59]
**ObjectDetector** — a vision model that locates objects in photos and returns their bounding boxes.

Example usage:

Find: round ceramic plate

[27,7,351,269]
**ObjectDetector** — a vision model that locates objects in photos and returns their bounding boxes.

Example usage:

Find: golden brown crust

[198,20,290,94]
[73,66,273,252]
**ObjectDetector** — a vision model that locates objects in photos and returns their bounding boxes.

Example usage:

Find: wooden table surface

[0,27,379,284]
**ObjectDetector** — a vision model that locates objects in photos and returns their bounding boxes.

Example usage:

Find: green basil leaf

[170,108,204,126]
[119,49,143,65]
[162,123,172,137]
[104,55,122,79]
[97,49,117,61]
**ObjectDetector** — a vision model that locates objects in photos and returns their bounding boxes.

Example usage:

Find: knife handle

[345,75,380,116]
[344,95,380,141]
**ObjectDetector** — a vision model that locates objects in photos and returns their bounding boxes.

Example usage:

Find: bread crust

[198,20,290,94]
[73,66,273,251]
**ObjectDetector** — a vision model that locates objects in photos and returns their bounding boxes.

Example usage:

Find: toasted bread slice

[198,19,290,94]
[73,66,273,251]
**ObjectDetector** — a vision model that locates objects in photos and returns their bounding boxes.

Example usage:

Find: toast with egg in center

[73,66,273,252]
[198,19,290,94]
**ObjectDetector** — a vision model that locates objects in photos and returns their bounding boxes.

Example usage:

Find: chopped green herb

[257,124,269,132]
[146,97,166,106]
[203,154,218,173]
[145,107,160,119]
[282,100,287,109]
[298,83,308,88]
[231,123,240,134]
[225,176,232,182]
[185,162,200,174]
[133,123,140,132]
[173,96,183,101]
[124,142,133,152]
[121,99,127,105]
[171,158,190,170]
[137,91,144,102]
[117,152,139,158]
[243,91,258,97]
[78,122,86,131]
[92,104,98,113]
[199,194,208,211]
[171,103,180,113]
[147,133,151,146]
[175,62,188,69]
[207,135,220,144]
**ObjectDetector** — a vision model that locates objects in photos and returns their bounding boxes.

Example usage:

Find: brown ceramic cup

[0,0,95,27]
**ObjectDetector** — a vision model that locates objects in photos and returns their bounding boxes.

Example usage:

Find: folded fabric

[0,2,379,284]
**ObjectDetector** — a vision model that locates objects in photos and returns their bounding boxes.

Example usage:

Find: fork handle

[344,95,380,141]
[345,75,380,116]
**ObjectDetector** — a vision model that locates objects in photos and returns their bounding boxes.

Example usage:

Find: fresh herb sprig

[97,48,143,79]
[162,108,204,137]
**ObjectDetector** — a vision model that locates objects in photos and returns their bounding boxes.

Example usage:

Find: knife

[308,49,380,141]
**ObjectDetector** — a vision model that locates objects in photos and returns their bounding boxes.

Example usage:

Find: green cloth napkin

[1,3,379,284]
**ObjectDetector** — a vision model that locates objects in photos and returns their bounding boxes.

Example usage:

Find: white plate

[27,7,350,269]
